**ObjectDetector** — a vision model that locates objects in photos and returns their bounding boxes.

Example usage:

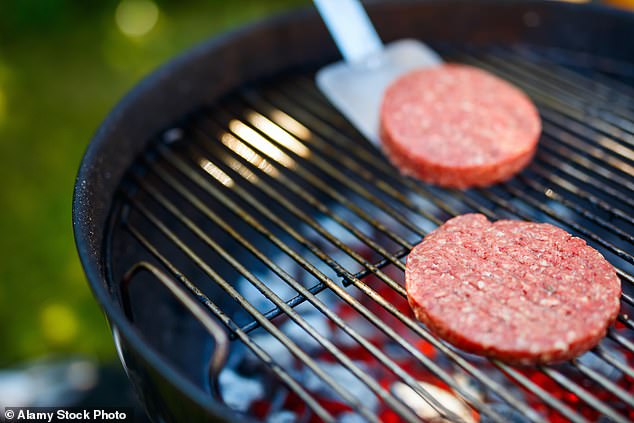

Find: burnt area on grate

[106,44,634,423]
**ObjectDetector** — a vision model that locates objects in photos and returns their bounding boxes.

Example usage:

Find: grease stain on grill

[108,45,634,423]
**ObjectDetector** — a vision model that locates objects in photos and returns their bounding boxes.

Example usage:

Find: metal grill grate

[110,45,634,423]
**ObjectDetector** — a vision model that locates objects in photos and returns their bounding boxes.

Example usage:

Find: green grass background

[0,0,306,367]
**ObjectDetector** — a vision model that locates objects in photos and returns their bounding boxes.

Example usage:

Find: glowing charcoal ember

[248,400,272,420]
[219,369,264,412]
[413,339,437,358]
[301,361,380,412]
[391,381,476,422]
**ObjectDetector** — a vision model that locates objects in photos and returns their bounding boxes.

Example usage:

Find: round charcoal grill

[73,1,634,422]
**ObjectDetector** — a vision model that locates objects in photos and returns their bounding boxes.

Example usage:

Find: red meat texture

[406,214,621,365]
[380,64,541,188]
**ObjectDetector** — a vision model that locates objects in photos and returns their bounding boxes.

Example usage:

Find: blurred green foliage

[0,0,305,366]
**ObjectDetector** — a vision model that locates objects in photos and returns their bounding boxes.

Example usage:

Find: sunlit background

[1,0,633,413]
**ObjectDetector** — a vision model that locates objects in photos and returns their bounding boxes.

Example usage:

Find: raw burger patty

[380,64,541,188]
[406,214,621,365]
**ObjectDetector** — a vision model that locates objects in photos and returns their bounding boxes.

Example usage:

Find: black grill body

[73,2,634,422]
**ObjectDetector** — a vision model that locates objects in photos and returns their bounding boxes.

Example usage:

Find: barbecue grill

[73,1,634,422]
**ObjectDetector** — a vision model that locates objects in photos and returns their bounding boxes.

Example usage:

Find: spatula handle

[314,0,383,64]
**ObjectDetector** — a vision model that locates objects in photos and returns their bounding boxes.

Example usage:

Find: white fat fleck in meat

[539,298,560,307]
[498,309,512,322]
[566,331,577,342]
[460,100,475,112]
[464,313,478,325]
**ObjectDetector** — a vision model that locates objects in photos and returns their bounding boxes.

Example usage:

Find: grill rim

[72,1,634,422]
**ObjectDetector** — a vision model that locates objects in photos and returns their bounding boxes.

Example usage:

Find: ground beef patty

[380,64,541,188]
[406,214,621,365]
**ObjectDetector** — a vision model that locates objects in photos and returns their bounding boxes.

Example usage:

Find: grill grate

[110,45,634,423]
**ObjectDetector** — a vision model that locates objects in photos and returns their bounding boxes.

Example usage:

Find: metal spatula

[314,0,443,146]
